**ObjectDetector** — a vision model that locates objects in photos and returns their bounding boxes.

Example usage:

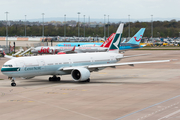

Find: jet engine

[71,68,90,81]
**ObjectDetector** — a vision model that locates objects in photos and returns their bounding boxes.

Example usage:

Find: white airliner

[31,34,115,54]
[1,24,170,86]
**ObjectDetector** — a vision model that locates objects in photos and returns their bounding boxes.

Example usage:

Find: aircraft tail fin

[107,23,124,53]
[100,33,115,47]
[122,38,126,43]
[127,28,145,45]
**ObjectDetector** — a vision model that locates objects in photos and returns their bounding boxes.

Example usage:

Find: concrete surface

[0,50,180,120]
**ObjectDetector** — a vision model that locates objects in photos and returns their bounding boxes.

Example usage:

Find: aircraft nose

[1,67,7,75]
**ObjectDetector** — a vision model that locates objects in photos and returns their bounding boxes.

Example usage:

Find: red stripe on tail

[100,33,115,47]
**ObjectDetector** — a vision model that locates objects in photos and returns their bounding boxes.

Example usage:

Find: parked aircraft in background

[122,39,126,43]
[31,34,115,54]
[1,24,170,87]
[31,28,145,54]
[101,28,145,51]
[56,42,102,47]
[56,28,145,48]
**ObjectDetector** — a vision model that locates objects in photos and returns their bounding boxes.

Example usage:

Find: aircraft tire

[57,77,61,81]
[86,78,90,82]
[49,77,52,81]
[11,83,16,86]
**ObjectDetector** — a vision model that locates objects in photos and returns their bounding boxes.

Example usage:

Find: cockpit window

[3,65,13,67]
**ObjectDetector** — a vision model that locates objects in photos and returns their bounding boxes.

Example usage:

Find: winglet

[72,46,76,51]
[170,59,178,61]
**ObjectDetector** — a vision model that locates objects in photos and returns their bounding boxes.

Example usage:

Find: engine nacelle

[21,76,35,79]
[71,68,90,81]
[57,52,66,55]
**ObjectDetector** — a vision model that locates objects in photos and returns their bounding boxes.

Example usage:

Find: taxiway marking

[115,95,180,120]
[158,109,180,120]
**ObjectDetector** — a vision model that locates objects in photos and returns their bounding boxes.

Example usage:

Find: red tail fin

[100,33,115,47]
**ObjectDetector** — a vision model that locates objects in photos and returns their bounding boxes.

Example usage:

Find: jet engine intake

[71,68,90,81]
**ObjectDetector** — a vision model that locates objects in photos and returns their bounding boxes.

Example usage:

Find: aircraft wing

[60,60,171,71]
[123,53,151,58]
[88,60,170,68]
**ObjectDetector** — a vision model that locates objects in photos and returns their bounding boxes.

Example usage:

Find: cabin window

[3,65,13,67]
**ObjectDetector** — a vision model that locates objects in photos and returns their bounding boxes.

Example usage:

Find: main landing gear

[85,78,90,82]
[80,78,90,83]
[9,77,16,86]
[49,75,61,81]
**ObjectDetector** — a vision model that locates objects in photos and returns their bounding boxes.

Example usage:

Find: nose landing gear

[9,77,16,86]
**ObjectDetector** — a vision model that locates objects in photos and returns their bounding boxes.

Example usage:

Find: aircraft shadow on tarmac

[14,76,145,87]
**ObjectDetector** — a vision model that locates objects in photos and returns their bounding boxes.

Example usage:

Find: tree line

[0,20,180,38]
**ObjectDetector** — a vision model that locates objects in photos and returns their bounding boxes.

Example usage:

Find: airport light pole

[128,15,130,38]
[108,15,109,37]
[84,15,85,37]
[42,13,45,42]
[104,14,106,40]
[5,12,8,47]
[151,15,153,38]
[25,15,27,37]
[64,14,66,37]
[88,16,90,27]
[77,12,80,37]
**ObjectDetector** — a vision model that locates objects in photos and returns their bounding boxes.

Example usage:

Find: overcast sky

[1,0,180,21]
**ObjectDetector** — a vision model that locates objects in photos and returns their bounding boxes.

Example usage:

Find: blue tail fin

[127,28,145,45]
[122,38,126,43]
